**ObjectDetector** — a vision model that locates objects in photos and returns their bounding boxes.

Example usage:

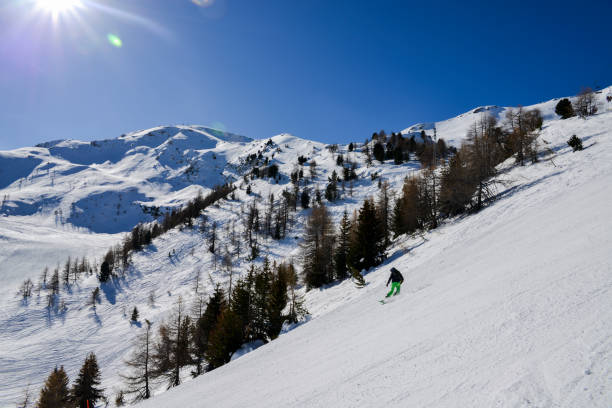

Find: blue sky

[0,0,610,150]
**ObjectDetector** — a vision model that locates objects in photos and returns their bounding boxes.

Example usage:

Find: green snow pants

[386,281,401,297]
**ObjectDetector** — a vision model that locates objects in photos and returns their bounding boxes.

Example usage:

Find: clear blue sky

[1,0,610,150]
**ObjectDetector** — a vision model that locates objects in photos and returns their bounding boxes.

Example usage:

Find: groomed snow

[135,112,612,407]
[1,89,611,407]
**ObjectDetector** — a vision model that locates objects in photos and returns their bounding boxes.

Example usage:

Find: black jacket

[387,267,404,285]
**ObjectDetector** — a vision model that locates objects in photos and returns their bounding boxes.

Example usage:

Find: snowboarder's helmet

[390,267,398,273]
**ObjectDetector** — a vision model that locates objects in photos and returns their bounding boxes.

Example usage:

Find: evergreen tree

[300,189,310,209]
[373,142,385,162]
[71,353,104,408]
[38,366,70,408]
[348,198,384,271]
[286,263,307,324]
[131,307,139,323]
[376,181,392,248]
[301,204,336,289]
[208,221,217,253]
[333,209,351,280]
[408,135,417,153]
[121,320,153,402]
[555,98,575,119]
[567,135,583,151]
[205,308,243,370]
[393,146,403,164]
[192,286,226,375]
[251,259,272,341]
[266,264,289,339]
[324,170,339,202]
[230,269,255,342]
[99,261,111,283]
[49,268,60,294]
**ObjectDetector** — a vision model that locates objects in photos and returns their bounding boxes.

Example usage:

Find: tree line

[118,259,306,403]
[302,107,545,290]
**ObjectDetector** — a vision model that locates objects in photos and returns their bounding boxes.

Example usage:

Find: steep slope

[135,112,612,407]
[1,88,611,407]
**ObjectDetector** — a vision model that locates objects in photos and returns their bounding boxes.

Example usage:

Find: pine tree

[121,320,153,402]
[348,198,384,271]
[324,170,339,202]
[333,209,351,280]
[230,268,255,342]
[393,146,403,164]
[286,263,307,324]
[131,307,139,323]
[266,264,289,339]
[192,286,226,375]
[71,353,104,408]
[251,259,272,341]
[208,221,217,253]
[300,189,310,209]
[301,204,336,289]
[99,261,111,283]
[555,98,575,119]
[205,308,243,370]
[376,181,392,248]
[567,135,583,151]
[49,267,60,294]
[373,142,385,162]
[38,366,70,408]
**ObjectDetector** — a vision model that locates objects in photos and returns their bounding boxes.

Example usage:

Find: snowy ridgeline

[0,88,611,407]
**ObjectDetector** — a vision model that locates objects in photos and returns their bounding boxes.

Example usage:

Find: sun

[35,0,82,16]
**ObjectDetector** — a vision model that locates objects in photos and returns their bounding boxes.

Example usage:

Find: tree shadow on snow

[90,309,102,326]
[384,237,429,265]
[100,281,117,305]
[493,170,564,203]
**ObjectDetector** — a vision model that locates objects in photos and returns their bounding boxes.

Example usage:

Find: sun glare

[36,0,82,16]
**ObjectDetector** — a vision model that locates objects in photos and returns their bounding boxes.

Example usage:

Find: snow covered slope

[401,88,612,145]
[0,125,251,232]
[135,108,612,407]
[1,88,611,407]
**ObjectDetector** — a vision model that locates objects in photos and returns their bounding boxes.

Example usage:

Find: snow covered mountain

[1,88,611,407]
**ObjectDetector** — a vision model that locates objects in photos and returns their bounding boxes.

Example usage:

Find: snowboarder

[386,267,404,297]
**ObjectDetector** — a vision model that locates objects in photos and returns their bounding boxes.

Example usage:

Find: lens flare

[192,0,214,7]
[36,0,82,14]
[210,121,227,133]
[107,33,122,48]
